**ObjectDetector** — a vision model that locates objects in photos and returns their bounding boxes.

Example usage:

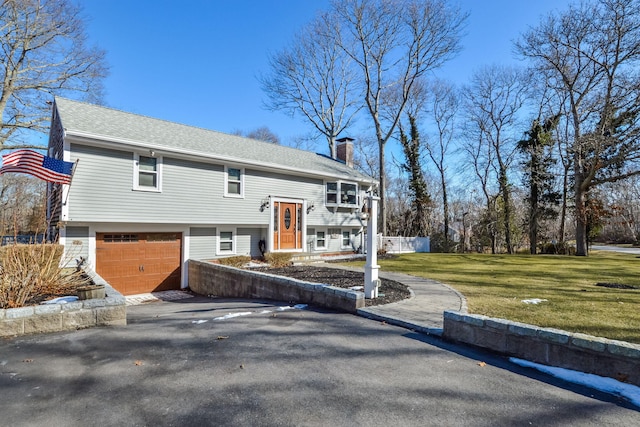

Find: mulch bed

[250,265,411,307]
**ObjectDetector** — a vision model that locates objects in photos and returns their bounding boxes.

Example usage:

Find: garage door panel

[96,232,182,295]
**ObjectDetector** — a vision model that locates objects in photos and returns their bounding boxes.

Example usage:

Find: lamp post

[364,195,380,298]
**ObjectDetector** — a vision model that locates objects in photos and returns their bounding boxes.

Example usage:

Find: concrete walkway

[322,263,466,336]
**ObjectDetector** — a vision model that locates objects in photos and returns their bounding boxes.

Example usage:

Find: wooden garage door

[96,232,182,295]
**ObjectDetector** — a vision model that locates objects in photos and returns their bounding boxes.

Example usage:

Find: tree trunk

[499,167,513,254]
[559,163,570,244]
[441,174,449,246]
[574,165,588,256]
[529,180,539,254]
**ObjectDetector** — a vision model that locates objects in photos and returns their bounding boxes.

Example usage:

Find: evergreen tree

[518,115,561,254]
[399,115,431,237]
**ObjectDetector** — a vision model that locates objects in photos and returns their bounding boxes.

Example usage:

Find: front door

[274,201,302,250]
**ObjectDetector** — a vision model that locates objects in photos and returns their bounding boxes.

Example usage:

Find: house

[47,98,376,295]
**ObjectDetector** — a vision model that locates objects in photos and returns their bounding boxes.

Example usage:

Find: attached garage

[96,232,182,295]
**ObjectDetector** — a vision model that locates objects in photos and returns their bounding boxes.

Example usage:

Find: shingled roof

[54,97,374,183]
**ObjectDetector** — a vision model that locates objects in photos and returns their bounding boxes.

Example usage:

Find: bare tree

[463,65,529,254]
[260,12,359,159]
[0,0,107,150]
[332,0,467,235]
[232,126,281,144]
[516,0,640,256]
[425,79,459,248]
[0,175,46,235]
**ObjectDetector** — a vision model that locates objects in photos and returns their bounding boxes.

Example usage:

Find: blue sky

[80,0,571,153]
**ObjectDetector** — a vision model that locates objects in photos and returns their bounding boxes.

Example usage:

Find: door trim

[268,198,307,253]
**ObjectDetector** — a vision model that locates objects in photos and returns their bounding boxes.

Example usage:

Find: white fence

[377,235,430,254]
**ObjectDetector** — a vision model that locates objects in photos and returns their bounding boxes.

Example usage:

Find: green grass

[350,251,640,344]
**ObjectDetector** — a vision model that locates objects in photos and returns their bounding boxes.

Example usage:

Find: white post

[364,195,380,298]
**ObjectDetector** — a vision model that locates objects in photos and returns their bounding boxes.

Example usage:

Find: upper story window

[134,154,162,192]
[326,181,358,207]
[225,166,244,197]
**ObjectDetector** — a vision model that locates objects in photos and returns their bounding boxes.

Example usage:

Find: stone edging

[443,311,640,387]
[188,260,364,313]
[0,269,127,338]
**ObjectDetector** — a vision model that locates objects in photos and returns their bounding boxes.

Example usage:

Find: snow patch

[41,296,79,304]
[213,312,253,321]
[191,320,208,324]
[511,358,640,408]
[213,305,308,321]
[521,298,548,304]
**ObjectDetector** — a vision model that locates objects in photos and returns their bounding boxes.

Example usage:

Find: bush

[429,231,458,253]
[0,243,90,308]
[264,252,293,268]
[217,255,251,268]
[539,241,576,255]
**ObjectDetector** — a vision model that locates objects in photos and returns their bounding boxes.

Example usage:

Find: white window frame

[133,153,162,192]
[224,166,244,198]
[341,230,352,249]
[325,181,358,207]
[217,229,236,255]
[315,230,327,250]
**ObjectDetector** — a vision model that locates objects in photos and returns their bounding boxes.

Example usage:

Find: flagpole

[62,159,79,207]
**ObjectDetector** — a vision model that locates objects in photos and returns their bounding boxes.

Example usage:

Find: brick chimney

[336,137,354,167]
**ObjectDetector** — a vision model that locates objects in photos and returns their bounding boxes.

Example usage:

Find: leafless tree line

[263,0,640,255]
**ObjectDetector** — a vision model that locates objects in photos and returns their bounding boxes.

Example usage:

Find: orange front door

[274,202,302,250]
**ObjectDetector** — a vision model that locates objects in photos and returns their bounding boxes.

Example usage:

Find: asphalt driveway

[1,296,637,426]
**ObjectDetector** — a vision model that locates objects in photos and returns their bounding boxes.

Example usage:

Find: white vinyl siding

[189,227,216,260]
[237,227,264,257]
[69,145,357,227]
[65,226,90,260]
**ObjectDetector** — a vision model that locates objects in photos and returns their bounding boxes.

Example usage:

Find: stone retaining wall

[0,269,126,338]
[443,311,640,386]
[188,260,364,313]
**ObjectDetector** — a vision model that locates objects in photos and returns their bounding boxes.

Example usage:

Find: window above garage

[133,153,162,192]
[224,166,244,198]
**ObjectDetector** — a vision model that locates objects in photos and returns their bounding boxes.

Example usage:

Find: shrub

[539,241,576,255]
[0,243,90,308]
[264,252,293,268]
[217,255,251,268]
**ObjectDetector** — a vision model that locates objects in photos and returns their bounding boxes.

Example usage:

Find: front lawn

[355,252,640,344]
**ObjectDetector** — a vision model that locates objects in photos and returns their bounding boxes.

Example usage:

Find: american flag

[0,149,74,184]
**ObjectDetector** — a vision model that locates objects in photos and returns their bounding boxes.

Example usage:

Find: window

[218,230,235,254]
[325,181,358,206]
[341,183,357,205]
[225,166,244,197]
[342,230,351,248]
[326,182,338,204]
[103,234,139,243]
[316,231,326,249]
[134,154,162,191]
